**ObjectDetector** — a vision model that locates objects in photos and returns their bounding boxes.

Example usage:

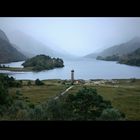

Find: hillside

[0,29,9,42]
[22,54,64,71]
[9,30,75,59]
[96,48,140,67]
[99,37,140,57]
[86,37,140,59]
[118,48,140,66]
[0,29,27,63]
[84,53,99,58]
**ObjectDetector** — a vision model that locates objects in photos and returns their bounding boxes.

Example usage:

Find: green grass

[0,67,32,72]
[9,81,67,105]
[66,80,140,120]
[8,79,140,120]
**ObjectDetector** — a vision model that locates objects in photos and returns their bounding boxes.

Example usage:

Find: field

[67,79,140,120]
[9,79,140,120]
[9,80,69,104]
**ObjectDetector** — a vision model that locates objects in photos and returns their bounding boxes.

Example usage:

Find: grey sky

[0,17,140,56]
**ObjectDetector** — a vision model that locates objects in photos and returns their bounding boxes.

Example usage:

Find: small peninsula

[0,55,64,72]
[22,54,64,71]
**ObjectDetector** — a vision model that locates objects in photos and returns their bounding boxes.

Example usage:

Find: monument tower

[71,70,74,84]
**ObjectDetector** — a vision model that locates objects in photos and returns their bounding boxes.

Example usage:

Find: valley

[0,18,140,121]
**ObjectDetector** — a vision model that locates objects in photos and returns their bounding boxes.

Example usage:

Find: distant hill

[0,29,27,63]
[9,31,75,59]
[98,47,140,66]
[84,53,99,58]
[0,29,9,42]
[118,48,140,66]
[99,37,140,57]
[86,37,140,59]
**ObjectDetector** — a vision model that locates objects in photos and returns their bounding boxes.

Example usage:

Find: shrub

[27,80,31,86]
[0,82,13,106]
[35,79,44,86]
[46,87,117,120]
[130,78,136,83]
[28,104,48,120]
[98,108,125,121]
[15,109,29,120]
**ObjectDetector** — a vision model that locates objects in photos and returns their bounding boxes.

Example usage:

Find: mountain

[12,43,33,58]
[84,53,99,58]
[94,37,140,66]
[0,29,27,63]
[118,48,140,66]
[86,37,140,59]
[0,29,9,42]
[99,37,140,57]
[8,31,75,59]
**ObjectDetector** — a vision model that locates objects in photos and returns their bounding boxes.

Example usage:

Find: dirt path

[54,85,74,100]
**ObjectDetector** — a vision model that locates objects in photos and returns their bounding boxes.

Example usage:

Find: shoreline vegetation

[96,48,140,67]
[22,54,64,71]
[0,54,64,72]
[0,67,32,72]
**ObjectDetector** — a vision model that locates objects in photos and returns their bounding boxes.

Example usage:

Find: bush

[3,100,30,120]
[46,87,118,120]
[46,99,70,120]
[0,82,13,106]
[27,80,31,86]
[28,103,35,109]
[98,108,125,121]
[15,81,22,87]
[0,105,7,116]
[130,78,136,83]
[15,109,29,120]
[35,79,44,86]
[28,104,48,120]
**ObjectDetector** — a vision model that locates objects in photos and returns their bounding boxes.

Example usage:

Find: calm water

[1,58,140,80]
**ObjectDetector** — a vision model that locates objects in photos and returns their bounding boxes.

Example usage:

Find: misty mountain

[0,29,10,42]
[99,37,140,57]
[12,43,33,58]
[118,48,140,66]
[0,29,27,63]
[8,31,76,59]
[86,37,140,58]
[84,53,99,58]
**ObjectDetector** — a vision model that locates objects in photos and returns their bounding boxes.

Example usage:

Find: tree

[0,81,13,106]
[45,87,122,120]
[28,103,48,120]
[35,79,44,86]
[97,108,125,121]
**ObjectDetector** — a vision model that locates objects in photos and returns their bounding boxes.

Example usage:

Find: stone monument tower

[71,70,74,84]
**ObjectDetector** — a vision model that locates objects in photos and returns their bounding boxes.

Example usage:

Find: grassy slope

[9,79,140,120]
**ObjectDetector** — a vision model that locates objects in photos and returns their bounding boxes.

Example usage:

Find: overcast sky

[0,17,140,56]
